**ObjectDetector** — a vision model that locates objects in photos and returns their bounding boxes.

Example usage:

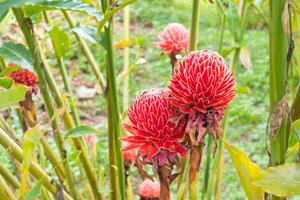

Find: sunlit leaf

[224,140,264,200]
[24,178,45,200]
[19,126,43,198]
[114,40,131,49]
[286,142,299,158]
[0,84,27,110]
[0,8,8,22]
[49,25,70,57]
[252,163,300,196]
[0,42,33,71]
[0,77,12,89]
[65,125,100,138]
[239,47,252,70]
[24,0,103,20]
[67,150,81,163]
[236,86,251,94]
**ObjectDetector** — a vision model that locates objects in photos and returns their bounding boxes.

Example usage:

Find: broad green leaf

[252,163,300,196]
[24,178,45,200]
[0,65,20,77]
[0,84,27,110]
[0,77,12,89]
[24,0,103,20]
[0,42,33,71]
[19,126,43,198]
[49,25,70,57]
[224,140,264,200]
[72,25,98,44]
[0,0,35,17]
[65,125,100,138]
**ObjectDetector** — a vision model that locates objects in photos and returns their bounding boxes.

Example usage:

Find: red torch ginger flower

[8,66,38,94]
[168,50,235,143]
[122,142,137,164]
[85,134,96,149]
[138,179,160,200]
[157,23,189,55]
[122,88,186,166]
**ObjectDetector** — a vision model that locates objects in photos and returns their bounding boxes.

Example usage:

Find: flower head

[85,134,96,149]
[122,88,186,165]
[7,66,38,94]
[122,142,137,164]
[157,23,189,55]
[168,50,235,142]
[138,179,160,199]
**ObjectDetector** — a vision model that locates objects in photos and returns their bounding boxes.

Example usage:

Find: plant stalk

[62,10,106,94]
[189,0,201,51]
[0,163,20,189]
[269,0,289,199]
[101,1,126,199]
[13,8,99,200]
[0,175,17,200]
[0,128,73,200]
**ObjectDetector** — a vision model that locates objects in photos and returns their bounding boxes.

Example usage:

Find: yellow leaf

[224,140,264,200]
[286,142,299,158]
[239,47,252,70]
[252,163,300,197]
[19,126,43,199]
[114,40,131,49]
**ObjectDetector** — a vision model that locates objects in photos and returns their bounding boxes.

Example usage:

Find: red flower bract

[138,179,160,199]
[157,23,189,54]
[8,68,38,88]
[168,50,235,141]
[122,88,186,163]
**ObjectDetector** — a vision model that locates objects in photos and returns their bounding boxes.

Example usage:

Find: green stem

[0,128,73,200]
[101,1,126,199]
[189,0,201,51]
[122,5,130,111]
[13,8,97,200]
[0,58,6,71]
[0,175,17,200]
[269,0,289,199]
[291,84,300,121]
[0,163,20,189]
[62,10,106,93]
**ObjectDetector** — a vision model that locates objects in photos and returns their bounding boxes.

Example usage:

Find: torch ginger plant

[122,88,187,200]
[157,23,189,73]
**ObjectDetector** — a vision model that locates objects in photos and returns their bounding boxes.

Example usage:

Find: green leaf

[221,46,239,58]
[224,140,264,200]
[65,125,100,138]
[67,150,81,162]
[252,163,300,196]
[292,119,300,137]
[72,25,98,44]
[0,0,35,17]
[49,25,70,57]
[0,8,8,22]
[0,42,33,71]
[24,0,103,20]
[0,84,27,110]
[236,86,251,94]
[0,65,20,77]
[24,178,45,200]
[19,126,43,198]
[0,77,12,89]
